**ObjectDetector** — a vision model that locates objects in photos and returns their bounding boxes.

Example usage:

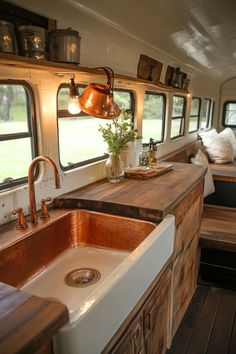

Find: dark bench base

[204,180,236,208]
[199,247,236,290]
[200,204,236,290]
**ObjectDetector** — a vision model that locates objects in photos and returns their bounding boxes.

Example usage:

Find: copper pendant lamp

[78,67,121,119]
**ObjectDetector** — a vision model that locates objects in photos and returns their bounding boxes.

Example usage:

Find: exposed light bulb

[68,96,81,114]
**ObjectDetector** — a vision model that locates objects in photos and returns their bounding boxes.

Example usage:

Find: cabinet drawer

[174,196,201,258]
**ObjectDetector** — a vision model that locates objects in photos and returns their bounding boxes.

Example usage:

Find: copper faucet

[28,156,61,224]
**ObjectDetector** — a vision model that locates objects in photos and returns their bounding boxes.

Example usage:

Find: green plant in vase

[99,109,140,182]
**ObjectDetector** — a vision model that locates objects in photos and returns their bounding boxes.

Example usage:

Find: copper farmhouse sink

[0,209,156,288]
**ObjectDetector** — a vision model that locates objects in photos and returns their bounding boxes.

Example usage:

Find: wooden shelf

[0,52,189,93]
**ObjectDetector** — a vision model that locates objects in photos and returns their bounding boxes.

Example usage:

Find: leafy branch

[99,110,140,155]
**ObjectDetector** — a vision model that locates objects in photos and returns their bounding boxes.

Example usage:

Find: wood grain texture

[124,163,173,179]
[161,140,202,163]
[200,204,236,251]
[174,196,201,258]
[167,286,236,354]
[171,181,203,225]
[172,236,199,337]
[0,283,68,354]
[206,291,236,354]
[209,161,236,182]
[144,271,171,354]
[54,163,206,223]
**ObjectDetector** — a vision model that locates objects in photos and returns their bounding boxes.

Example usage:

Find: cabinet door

[112,312,144,354]
[144,272,171,354]
[172,235,199,336]
[174,196,201,258]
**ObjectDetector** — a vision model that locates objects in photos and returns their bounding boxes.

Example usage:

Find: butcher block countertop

[0,283,68,354]
[55,163,206,223]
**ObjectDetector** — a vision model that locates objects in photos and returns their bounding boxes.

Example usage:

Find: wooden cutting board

[124,163,173,179]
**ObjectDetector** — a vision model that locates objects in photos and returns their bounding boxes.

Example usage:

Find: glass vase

[105,153,124,183]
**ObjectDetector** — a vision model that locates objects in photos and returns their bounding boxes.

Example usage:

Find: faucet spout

[28,156,61,224]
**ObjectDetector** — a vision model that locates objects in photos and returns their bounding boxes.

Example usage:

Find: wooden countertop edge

[55,172,205,223]
[54,197,164,222]
[0,283,69,354]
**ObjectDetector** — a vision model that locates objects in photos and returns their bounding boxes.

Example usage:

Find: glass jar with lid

[139,143,150,170]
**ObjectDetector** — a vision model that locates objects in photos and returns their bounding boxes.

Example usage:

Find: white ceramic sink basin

[22,212,175,354]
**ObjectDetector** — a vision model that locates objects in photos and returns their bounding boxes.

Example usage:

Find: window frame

[189,96,201,133]
[0,80,38,191]
[171,94,186,139]
[57,84,135,171]
[142,91,166,143]
[208,100,214,128]
[201,98,212,128]
[222,100,236,128]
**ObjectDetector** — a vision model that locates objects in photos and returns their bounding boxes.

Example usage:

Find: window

[171,95,186,138]
[189,97,201,133]
[57,85,134,170]
[0,81,37,190]
[208,101,214,127]
[223,101,236,127]
[201,98,212,128]
[142,92,165,143]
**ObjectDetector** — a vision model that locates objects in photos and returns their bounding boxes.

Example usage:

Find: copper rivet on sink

[65,268,101,288]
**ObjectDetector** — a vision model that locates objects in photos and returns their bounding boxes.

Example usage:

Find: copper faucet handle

[40,197,52,219]
[12,208,28,230]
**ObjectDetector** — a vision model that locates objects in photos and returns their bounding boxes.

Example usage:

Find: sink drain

[65,268,101,288]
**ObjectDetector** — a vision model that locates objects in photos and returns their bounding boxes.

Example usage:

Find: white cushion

[219,128,236,158]
[198,129,234,163]
[191,149,215,197]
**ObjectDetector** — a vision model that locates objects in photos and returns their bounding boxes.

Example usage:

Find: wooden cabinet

[172,235,199,335]
[171,195,202,338]
[144,276,170,354]
[104,267,171,354]
[111,312,144,354]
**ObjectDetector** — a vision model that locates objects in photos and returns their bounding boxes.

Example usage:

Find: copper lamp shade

[79,67,121,119]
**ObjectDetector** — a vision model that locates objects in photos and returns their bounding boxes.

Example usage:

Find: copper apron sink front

[0,209,156,288]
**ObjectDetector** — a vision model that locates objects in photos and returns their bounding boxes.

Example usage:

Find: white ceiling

[68,0,236,80]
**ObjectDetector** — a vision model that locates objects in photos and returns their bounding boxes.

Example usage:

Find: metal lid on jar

[0,20,14,28]
[49,28,79,37]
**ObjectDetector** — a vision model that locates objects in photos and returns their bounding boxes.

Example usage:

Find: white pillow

[191,149,215,197]
[198,129,234,163]
[219,128,236,158]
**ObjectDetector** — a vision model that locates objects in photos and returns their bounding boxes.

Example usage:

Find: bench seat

[200,204,236,252]
[162,140,236,183]
[209,160,236,183]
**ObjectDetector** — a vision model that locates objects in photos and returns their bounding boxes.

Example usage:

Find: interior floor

[167,285,236,354]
